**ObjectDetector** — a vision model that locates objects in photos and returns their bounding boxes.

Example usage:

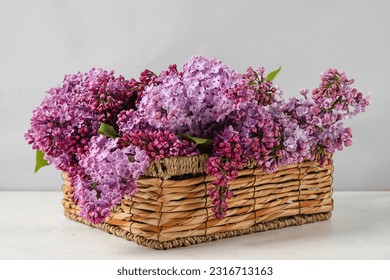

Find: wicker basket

[62,154,333,250]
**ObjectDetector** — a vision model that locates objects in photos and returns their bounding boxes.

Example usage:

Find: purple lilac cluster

[118,56,247,137]
[74,135,149,223]
[25,68,158,223]
[243,66,280,106]
[26,56,370,223]
[83,68,138,126]
[25,72,99,182]
[280,69,370,167]
[117,129,199,161]
[25,69,147,184]
[309,69,369,166]
[206,128,246,218]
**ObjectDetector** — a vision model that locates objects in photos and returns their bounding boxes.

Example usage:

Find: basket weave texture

[62,155,333,249]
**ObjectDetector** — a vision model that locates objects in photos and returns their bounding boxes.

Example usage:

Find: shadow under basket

[62,154,333,250]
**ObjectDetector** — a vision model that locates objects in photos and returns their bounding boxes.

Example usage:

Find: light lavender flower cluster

[118,56,248,137]
[73,135,149,223]
[25,56,370,222]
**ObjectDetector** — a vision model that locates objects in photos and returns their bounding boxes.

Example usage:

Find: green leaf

[98,123,118,138]
[179,134,212,146]
[266,66,282,81]
[34,150,49,173]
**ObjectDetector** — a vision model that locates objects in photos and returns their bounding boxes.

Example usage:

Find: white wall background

[0,0,389,191]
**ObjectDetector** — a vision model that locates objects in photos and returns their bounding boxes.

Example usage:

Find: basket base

[64,211,332,250]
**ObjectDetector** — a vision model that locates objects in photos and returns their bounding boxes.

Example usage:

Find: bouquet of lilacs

[25,56,370,224]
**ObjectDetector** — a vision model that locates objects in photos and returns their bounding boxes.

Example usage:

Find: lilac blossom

[25,72,99,183]
[73,135,149,223]
[83,68,138,127]
[118,129,200,161]
[206,128,246,218]
[242,66,281,106]
[26,57,370,222]
[118,56,250,137]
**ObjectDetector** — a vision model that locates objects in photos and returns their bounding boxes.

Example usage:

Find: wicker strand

[250,167,257,226]
[298,162,302,215]
[203,174,209,237]
[156,179,165,241]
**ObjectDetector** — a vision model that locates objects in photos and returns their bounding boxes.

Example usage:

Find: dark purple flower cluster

[25,72,99,183]
[84,68,138,126]
[118,129,199,161]
[243,66,280,106]
[206,129,246,218]
[26,57,370,223]
[135,69,158,105]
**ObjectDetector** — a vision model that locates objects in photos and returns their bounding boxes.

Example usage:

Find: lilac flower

[25,72,99,183]
[242,66,281,106]
[206,128,246,218]
[74,135,149,223]
[83,68,139,127]
[25,68,142,186]
[118,56,249,137]
[118,129,200,161]
[26,56,370,222]
[311,68,370,124]
[181,56,245,135]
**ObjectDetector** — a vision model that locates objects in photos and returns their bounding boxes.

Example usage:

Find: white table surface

[0,191,389,260]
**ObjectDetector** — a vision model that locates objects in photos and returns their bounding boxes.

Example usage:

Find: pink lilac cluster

[73,135,149,223]
[25,68,158,223]
[243,66,280,106]
[205,107,282,216]
[281,69,370,167]
[117,129,199,161]
[135,69,158,104]
[83,68,138,126]
[310,69,369,166]
[206,128,246,218]
[25,69,149,185]
[26,56,370,223]
[25,72,99,182]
